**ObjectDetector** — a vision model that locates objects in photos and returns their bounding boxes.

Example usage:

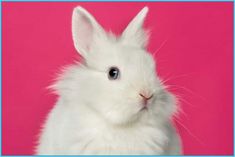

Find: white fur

[36,6,182,155]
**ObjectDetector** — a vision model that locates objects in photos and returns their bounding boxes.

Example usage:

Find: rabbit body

[37,6,182,155]
[38,96,180,155]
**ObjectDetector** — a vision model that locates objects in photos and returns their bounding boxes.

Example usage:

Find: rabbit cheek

[101,101,141,125]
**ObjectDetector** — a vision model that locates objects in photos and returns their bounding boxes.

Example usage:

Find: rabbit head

[54,6,176,126]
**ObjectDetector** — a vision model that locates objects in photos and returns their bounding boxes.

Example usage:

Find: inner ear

[75,12,93,52]
[72,6,106,58]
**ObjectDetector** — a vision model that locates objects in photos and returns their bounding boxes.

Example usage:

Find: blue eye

[108,67,120,80]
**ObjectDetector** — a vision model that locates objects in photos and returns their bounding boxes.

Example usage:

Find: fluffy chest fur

[66,126,168,155]
[38,100,172,155]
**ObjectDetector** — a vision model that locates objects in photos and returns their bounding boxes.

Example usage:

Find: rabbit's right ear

[72,6,105,58]
[121,7,149,48]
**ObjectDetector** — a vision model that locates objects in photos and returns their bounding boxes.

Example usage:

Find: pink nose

[139,93,153,105]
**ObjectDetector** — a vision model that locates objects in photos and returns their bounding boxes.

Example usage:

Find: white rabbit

[36,6,182,155]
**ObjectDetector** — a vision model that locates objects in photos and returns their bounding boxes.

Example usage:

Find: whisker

[173,118,205,146]
[167,84,207,103]
[152,39,168,58]
[160,72,196,85]
[174,93,198,108]
[174,104,189,120]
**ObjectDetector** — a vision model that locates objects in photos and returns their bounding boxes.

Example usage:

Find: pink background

[2,2,233,155]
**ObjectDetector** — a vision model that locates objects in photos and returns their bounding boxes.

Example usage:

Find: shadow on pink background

[2,2,233,155]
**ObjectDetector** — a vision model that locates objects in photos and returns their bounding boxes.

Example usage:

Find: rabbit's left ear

[121,7,149,48]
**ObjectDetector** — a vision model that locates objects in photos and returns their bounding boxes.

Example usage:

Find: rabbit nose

[139,93,153,106]
[139,93,153,100]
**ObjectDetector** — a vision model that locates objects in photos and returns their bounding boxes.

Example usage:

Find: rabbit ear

[121,7,149,48]
[72,6,105,58]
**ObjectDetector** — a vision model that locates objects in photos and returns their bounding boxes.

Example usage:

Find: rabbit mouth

[139,95,154,112]
[139,105,149,113]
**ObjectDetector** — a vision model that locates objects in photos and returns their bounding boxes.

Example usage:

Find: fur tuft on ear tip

[72,6,93,20]
[73,6,84,13]
[139,6,149,18]
[73,6,85,12]
[72,7,85,20]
